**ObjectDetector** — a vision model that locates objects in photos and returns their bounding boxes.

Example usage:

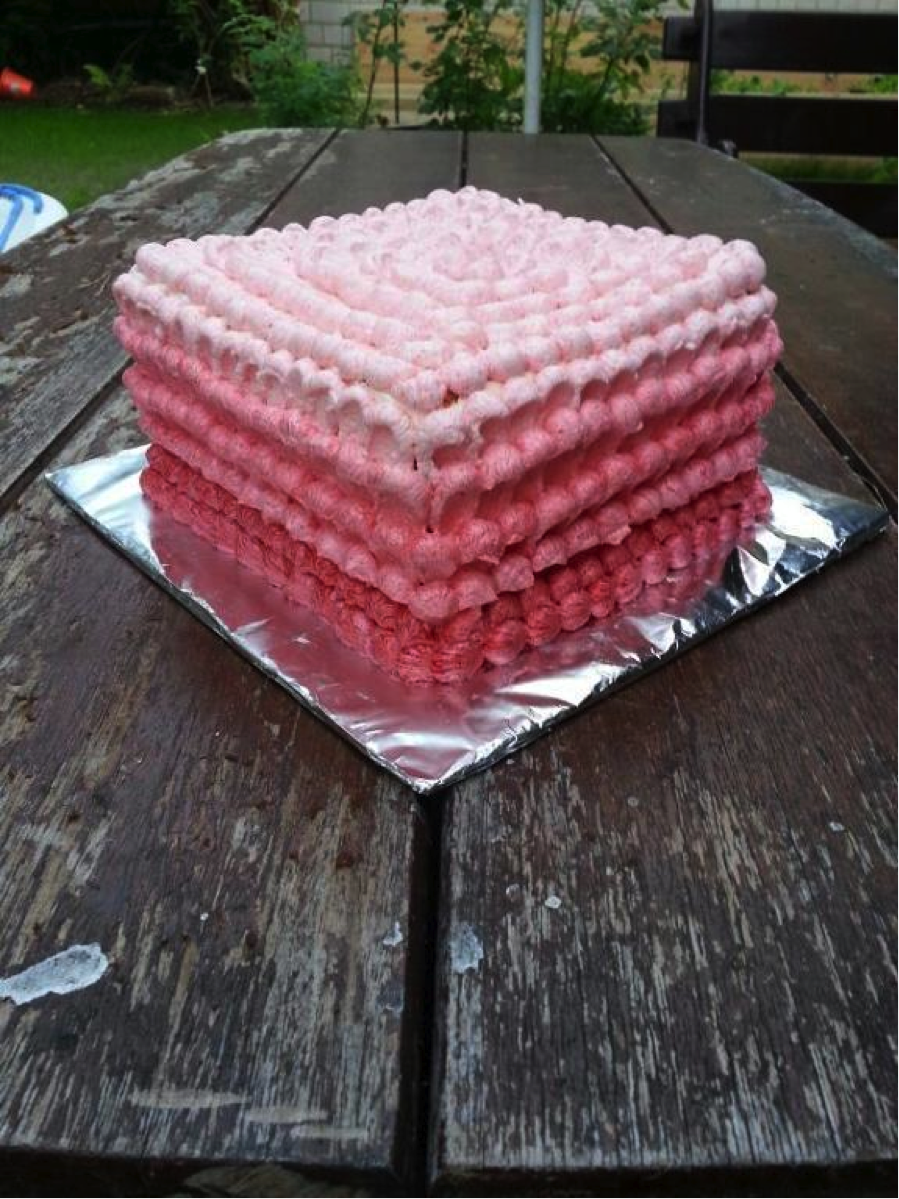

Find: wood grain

[0,128,333,506]
[598,136,898,510]
[431,133,897,1194]
[432,465,896,1193]
[0,128,464,1190]
[264,129,464,226]
[2,129,895,1194]
[465,132,651,225]
[0,386,426,1190]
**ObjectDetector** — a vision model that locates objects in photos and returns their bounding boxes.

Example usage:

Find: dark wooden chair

[657,0,898,236]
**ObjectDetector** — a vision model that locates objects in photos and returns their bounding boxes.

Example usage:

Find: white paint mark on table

[0,354,42,386]
[244,1110,368,1140]
[0,273,33,299]
[131,1088,246,1111]
[382,921,403,948]
[139,1102,363,1141]
[450,923,484,975]
[0,943,108,1005]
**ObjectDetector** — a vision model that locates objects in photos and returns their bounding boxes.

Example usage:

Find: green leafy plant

[167,0,241,97]
[83,62,136,104]
[167,0,335,106]
[416,0,667,133]
[350,0,409,126]
[849,73,898,96]
[83,63,113,92]
[417,0,523,131]
[710,69,799,97]
[542,0,666,135]
[225,2,359,126]
[244,29,361,126]
[544,0,584,105]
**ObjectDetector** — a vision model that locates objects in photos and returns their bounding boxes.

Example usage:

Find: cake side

[113,188,780,615]
[143,445,770,684]
[113,186,781,684]
[126,358,771,619]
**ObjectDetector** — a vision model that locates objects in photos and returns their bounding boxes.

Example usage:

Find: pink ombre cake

[114,187,780,684]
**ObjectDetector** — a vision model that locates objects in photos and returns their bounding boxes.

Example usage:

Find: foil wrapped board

[47,448,887,794]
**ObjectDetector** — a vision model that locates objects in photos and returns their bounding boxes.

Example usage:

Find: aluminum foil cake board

[47,448,887,794]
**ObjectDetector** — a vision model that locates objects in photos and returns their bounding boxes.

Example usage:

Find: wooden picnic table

[0,130,895,1197]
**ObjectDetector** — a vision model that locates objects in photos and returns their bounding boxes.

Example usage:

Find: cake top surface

[122,187,769,415]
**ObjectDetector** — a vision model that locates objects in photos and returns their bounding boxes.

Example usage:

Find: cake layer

[117,313,779,530]
[122,326,775,610]
[113,187,779,475]
[142,447,770,685]
[113,282,778,475]
[135,376,769,620]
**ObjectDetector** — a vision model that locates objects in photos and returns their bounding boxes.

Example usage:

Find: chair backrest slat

[704,95,896,158]
[662,11,898,75]
[657,1,897,234]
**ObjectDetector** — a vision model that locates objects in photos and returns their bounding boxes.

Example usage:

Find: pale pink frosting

[114,187,777,472]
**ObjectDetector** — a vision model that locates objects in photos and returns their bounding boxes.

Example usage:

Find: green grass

[747,155,898,185]
[0,106,265,211]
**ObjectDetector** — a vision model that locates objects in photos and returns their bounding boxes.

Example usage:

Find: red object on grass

[0,69,34,99]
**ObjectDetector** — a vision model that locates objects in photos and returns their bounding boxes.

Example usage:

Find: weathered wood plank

[432,434,896,1193]
[264,129,464,225]
[598,136,898,510]
[0,128,333,506]
[0,127,464,1189]
[463,132,651,224]
[431,134,896,1193]
[0,386,426,1189]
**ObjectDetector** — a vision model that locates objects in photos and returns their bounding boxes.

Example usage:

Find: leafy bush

[351,0,409,126]
[167,0,359,122]
[710,69,799,97]
[541,69,648,134]
[191,0,360,126]
[543,0,666,135]
[167,0,230,91]
[849,74,898,96]
[239,24,360,126]
[418,0,523,130]
[413,0,664,133]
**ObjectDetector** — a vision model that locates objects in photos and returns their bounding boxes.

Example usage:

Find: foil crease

[47,448,887,794]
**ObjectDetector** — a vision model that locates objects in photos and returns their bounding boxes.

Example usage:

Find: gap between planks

[402,129,470,1197]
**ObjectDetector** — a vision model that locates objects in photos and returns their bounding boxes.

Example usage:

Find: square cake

[114,187,779,684]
